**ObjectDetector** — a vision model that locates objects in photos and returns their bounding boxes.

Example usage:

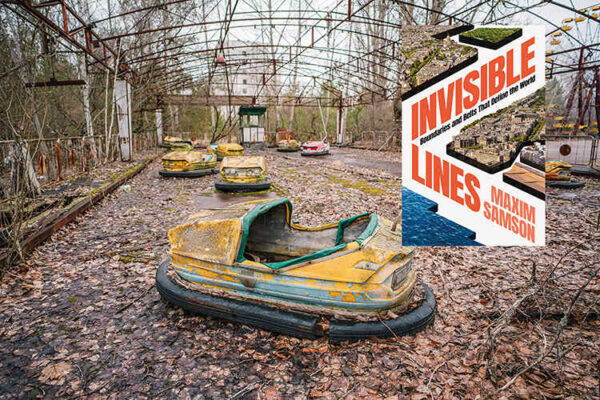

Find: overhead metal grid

[2,0,599,117]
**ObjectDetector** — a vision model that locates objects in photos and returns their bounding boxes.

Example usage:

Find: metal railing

[349,130,398,149]
[0,132,157,182]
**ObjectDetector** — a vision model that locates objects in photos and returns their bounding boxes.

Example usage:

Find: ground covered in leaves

[0,148,598,399]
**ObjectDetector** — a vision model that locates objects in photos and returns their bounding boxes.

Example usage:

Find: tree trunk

[79,54,98,163]
[10,141,41,197]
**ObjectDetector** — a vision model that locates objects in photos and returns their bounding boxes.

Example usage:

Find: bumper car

[156,198,435,343]
[277,139,301,152]
[216,143,244,161]
[161,136,193,150]
[214,156,271,192]
[546,161,585,189]
[206,143,218,155]
[159,151,218,178]
[169,141,193,151]
[301,140,330,156]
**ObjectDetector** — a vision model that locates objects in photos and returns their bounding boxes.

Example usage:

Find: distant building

[211,40,270,123]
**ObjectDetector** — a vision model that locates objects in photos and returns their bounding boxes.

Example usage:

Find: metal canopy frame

[2,0,600,116]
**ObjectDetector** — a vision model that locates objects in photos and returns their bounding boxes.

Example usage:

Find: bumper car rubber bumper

[546,179,585,189]
[214,178,271,192]
[328,284,436,343]
[156,259,436,343]
[301,150,329,156]
[277,148,300,152]
[159,168,218,178]
[156,259,320,339]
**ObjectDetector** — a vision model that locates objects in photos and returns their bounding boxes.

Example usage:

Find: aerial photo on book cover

[400,25,546,246]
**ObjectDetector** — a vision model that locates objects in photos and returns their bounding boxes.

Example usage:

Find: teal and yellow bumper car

[156,198,435,343]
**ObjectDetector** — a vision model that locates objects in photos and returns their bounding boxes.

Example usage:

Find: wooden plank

[503,164,545,200]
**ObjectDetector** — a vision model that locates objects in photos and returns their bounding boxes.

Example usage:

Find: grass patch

[327,176,387,195]
[461,27,521,43]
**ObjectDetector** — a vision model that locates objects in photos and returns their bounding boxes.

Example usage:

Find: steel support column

[115,79,133,161]
[156,108,164,146]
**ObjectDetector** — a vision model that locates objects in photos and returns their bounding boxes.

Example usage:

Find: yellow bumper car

[214,156,271,192]
[277,139,301,152]
[546,161,585,189]
[159,151,218,178]
[215,143,244,160]
[156,198,436,342]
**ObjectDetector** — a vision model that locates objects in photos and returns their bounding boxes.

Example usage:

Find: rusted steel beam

[547,0,600,25]
[388,0,470,25]
[91,0,191,25]
[34,0,61,8]
[547,42,600,57]
[132,53,395,91]
[61,1,68,34]
[571,71,598,136]
[101,15,399,41]
[5,0,119,74]
[255,0,374,98]
[159,93,383,108]
[123,20,394,55]
[55,141,62,181]
[25,79,86,87]
[596,69,600,133]
[69,147,76,166]
[127,43,395,69]
[550,64,600,75]
[162,94,341,107]
[564,49,585,122]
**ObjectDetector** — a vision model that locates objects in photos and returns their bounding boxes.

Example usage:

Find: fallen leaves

[0,149,598,399]
[39,362,72,385]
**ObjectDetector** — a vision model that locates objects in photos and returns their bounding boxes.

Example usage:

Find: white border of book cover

[402,25,546,246]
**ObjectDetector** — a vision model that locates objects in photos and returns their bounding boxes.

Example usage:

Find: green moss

[281,168,301,178]
[409,47,440,86]
[531,118,545,140]
[461,27,521,43]
[327,176,387,195]
[119,255,136,263]
[401,48,417,59]
[173,193,190,203]
[460,46,474,55]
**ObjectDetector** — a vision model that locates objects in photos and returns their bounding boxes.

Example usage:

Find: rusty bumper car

[214,143,244,161]
[301,141,330,156]
[161,136,193,150]
[546,161,585,189]
[277,139,301,152]
[214,156,271,192]
[156,198,436,343]
[159,151,218,178]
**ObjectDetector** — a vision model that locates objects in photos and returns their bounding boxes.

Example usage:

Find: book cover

[400,25,546,246]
